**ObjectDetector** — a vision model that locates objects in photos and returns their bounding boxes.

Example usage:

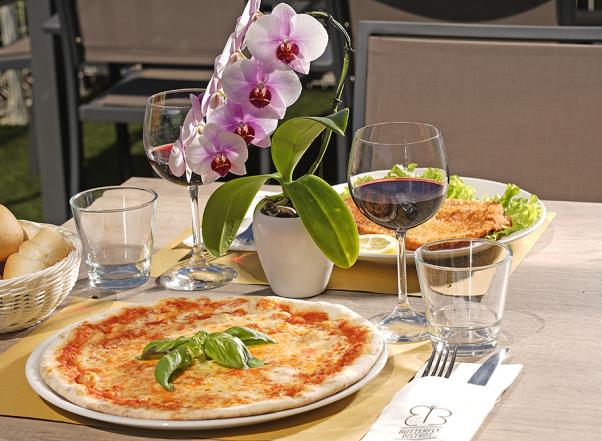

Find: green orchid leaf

[223,326,275,346]
[272,109,349,182]
[283,175,359,268]
[202,175,274,256]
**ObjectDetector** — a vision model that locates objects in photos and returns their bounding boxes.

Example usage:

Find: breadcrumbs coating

[344,197,511,250]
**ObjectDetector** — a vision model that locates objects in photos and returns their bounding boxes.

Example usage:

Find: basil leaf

[154,346,194,391]
[247,357,264,368]
[223,326,275,346]
[139,336,189,360]
[203,332,263,369]
[187,331,209,359]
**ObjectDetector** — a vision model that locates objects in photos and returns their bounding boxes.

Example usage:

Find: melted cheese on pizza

[54,297,371,412]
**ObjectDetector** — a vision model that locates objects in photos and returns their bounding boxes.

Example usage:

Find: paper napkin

[362,363,522,441]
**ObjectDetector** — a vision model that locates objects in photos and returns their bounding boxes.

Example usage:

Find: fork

[421,342,458,378]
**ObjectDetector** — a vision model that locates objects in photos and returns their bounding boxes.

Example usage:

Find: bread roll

[20,222,39,241]
[3,253,46,279]
[2,226,70,279]
[18,240,62,267]
[0,204,24,263]
[31,227,70,261]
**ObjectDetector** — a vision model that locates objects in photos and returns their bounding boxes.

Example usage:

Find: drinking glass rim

[69,186,158,213]
[354,121,442,146]
[146,88,206,109]
[414,238,512,271]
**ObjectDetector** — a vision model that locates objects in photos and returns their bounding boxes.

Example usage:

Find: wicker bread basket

[0,220,82,333]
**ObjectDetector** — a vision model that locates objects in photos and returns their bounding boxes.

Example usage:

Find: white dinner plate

[183,190,277,251]
[185,177,546,264]
[333,176,547,264]
[26,328,388,430]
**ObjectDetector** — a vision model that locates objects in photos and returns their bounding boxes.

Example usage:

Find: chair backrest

[73,0,243,65]
[348,0,559,41]
[353,22,602,202]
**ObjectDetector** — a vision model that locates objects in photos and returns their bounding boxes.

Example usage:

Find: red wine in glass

[347,122,448,343]
[147,144,202,186]
[351,177,446,231]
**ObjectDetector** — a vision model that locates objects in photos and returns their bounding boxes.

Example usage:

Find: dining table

[1,176,601,441]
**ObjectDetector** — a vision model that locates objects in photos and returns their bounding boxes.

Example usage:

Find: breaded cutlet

[344,197,511,251]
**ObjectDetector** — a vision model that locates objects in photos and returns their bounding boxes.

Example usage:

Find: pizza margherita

[40,296,383,420]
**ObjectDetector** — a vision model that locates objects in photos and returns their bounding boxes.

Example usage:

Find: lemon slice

[359,234,398,254]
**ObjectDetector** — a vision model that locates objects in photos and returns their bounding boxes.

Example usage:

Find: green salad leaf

[446,175,477,200]
[421,167,446,182]
[486,184,542,240]
[386,163,417,178]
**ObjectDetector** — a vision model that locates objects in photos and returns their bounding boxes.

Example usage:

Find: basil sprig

[139,327,274,391]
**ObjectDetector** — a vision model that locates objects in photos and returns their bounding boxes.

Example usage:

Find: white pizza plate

[26,330,388,430]
[333,176,547,264]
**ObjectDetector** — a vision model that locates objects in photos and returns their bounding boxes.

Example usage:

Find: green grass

[0,125,41,220]
[0,87,334,222]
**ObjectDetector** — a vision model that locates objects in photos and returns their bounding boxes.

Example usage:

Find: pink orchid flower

[221,58,301,119]
[186,123,248,184]
[168,130,186,178]
[181,93,204,142]
[208,101,277,148]
[235,0,261,48]
[214,34,237,79]
[167,93,204,177]
[245,2,327,75]
[201,1,262,115]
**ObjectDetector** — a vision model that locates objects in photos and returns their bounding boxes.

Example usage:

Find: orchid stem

[306,12,353,177]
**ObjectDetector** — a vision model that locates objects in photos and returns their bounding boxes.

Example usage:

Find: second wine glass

[348,122,448,342]
[143,89,237,291]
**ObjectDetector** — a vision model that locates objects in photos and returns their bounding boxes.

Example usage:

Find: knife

[467,348,509,386]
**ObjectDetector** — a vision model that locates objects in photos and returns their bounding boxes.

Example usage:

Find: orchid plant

[176,1,358,268]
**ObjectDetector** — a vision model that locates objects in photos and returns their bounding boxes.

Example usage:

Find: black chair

[557,0,602,25]
[54,0,244,195]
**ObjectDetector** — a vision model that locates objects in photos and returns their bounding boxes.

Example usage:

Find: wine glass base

[159,259,237,291]
[371,309,429,343]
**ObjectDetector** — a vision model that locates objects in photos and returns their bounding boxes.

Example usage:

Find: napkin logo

[398,404,452,440]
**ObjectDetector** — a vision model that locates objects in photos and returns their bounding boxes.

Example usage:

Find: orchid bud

[196,121,206,136]
[229,51,245,64]
[209,91,225,110]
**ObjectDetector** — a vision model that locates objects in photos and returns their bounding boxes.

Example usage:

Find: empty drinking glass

[415,238,512,356]
[70,186,157,290]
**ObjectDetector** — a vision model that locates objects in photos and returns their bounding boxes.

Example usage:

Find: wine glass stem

[395,229,410,309]
[188,185,207,266]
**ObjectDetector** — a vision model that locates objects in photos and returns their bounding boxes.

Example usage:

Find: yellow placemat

[0,296,430,440]
[0,297,126,424]
[152,213,556,294]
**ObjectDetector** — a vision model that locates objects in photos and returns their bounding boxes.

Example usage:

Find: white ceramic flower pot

[252,207,334,298]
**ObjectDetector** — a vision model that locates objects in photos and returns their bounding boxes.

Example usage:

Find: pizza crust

[39,296,383,420]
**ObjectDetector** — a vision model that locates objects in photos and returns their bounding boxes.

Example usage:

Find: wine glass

[143,89,237,290]
[348,122,448,342]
